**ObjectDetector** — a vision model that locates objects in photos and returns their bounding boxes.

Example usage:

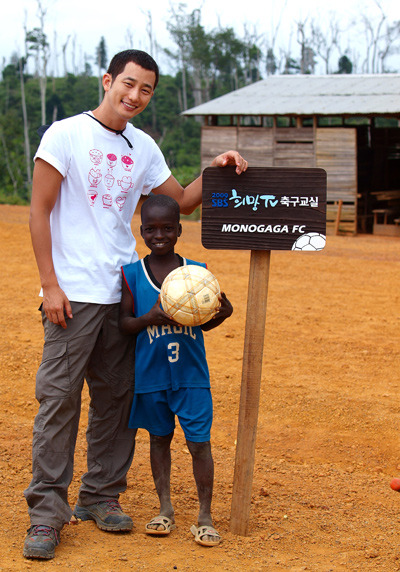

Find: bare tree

[19,55,32,193]
[311,16,341,74]
[297,19,316,74]
[143,10,157,131]
[378,20,400,72]
[243,24,264,84]
[96,36,107,105]
[37,0,48,124]
[62,35,71,76]
[52,30,59,78]
[125,28,135,48]
[279,27,298,74]
[360,0,387,72]
[265,0,288,75]
[19,13,32,195]
[25,0,49,125]
[356,0,400,73]
[72,34,78,75]
[145,10,155,55]
[165,3,190,111]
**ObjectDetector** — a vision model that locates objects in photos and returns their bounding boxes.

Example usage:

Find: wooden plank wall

[315,128,357,232]
[200,125,357,232]
[273,128,315,168]
[201,127,238,170]
[315,128,357,202]
[238,128,274,167]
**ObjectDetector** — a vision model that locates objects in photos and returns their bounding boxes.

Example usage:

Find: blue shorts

[129,387,213,442]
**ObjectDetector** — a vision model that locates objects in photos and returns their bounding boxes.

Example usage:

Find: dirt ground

[1,204,400,571]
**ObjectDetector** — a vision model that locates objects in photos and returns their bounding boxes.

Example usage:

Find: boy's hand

[200,292,233,331]
[214,292,233,320]
[147,297,180,327]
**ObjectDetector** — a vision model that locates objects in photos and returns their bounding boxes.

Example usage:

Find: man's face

[103,62,156,122]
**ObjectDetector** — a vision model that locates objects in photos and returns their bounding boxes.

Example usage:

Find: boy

[119,194,233,547]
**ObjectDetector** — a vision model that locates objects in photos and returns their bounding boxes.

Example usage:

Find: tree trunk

[19,58,32,196]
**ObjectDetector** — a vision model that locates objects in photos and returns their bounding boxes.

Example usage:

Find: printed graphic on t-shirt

[88,168,102,187]
[89,149,103,165]
[121,154,134,171]
[87,148,135,211]
[106,153,117,169]
[117,176,134,193]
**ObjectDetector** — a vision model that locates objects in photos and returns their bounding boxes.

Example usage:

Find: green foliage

[0,8,270,204]
[172,164,201,187]
[337,55,353,74]
[0,67,202,204]
[1,5,396,206]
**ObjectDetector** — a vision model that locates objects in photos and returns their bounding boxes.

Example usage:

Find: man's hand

[42,284,73,329]
[211,150,248,175]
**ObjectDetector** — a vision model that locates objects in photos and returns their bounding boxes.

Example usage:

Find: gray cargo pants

[24,302,136,531]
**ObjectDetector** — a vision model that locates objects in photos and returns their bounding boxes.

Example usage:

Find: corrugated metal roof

[183,74,400,116]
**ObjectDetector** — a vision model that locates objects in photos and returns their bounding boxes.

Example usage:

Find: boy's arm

[152,150,248,215]
[201,292,233,332]
[29,158,73,329]
[119,278,178,335]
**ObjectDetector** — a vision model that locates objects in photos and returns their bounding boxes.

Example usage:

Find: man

[23,49,248,560]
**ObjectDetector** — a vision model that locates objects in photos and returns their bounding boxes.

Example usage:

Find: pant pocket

[35,341,70,402]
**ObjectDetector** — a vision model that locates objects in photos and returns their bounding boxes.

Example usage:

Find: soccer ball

[292,233,326,251]
[160,265,221,326]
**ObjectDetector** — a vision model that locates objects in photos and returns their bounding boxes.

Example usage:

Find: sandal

[190,524,221,546]
[145,515,176,535]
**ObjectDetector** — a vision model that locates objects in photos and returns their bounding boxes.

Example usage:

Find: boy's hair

[141,194,180,223]
[107,50,159,88]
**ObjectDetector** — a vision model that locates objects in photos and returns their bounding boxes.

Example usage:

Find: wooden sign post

[230,249,270,535]
[202,167,327,536]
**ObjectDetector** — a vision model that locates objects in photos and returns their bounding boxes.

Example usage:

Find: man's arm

[152,150,248,215]
[29,158,73,329]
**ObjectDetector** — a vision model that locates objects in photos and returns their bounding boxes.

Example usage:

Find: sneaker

[23,525,60,559]
[73,499,133,531]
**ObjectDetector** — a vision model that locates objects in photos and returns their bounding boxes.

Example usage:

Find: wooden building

[183,75,400,235]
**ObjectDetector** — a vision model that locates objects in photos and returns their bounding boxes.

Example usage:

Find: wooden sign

[201,166,326,536]
[202,166,326,251]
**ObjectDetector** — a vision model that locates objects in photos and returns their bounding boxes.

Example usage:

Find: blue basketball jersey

[122,257,210,393]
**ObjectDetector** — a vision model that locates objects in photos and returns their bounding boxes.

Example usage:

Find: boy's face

[140,206,182,256]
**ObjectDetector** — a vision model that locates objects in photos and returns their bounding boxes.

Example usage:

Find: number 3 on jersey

[168,342,180,363]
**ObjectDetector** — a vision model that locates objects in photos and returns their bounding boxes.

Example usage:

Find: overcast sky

[2,0,400,75]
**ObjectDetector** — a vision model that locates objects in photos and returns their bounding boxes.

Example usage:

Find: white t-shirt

[34,112,171,304]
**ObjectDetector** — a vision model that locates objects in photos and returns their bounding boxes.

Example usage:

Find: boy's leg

[146,432,175,532]
[172,387,219,544]
[186,440,221,545]
[186,440,214,527]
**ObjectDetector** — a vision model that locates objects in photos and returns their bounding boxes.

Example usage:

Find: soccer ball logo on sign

[292,233,326,251]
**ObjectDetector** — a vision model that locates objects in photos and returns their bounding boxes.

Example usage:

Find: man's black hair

[107,49,159,88]
[141,194,180,223]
